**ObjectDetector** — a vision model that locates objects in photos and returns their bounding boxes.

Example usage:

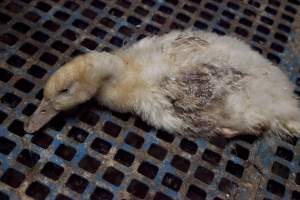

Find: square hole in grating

[0,12,12,24]
[138,161,158,179]
[114,149,135,167]
[90,186,113,200]
[148,143,167,161]
[274,32,288,43]
[109,8,124,18]
[36,1,52,12]
[0,137,16,155]
[0,192,9,200]
[127,179,149,199]
[31,31,49,43]
[276,146,293,161]
[12,22,30,34]
[171,155,190,172]
[8,119,26,137]
[14,78,35,93]
[54,10,70,21]
[156,130,175,143]
[0,110,7,123]
[0,68,13,82]
[118,0,132,8]
[202,149,221,165]
[162,173,182,191]
[82,8,97,19]
[55,144,76,161]
[266,179,285,197]
[154,192,173,200]
[66,174,89,193]
[278,24,291,33]
[48,113,66,131]
[218,177,238,195]
[27,65,47,79]
[124,132,144,149]
[19,42,38,55]
[186,184,207,200]
[135,6,149,16]
[81,38,98,50]
[231,144,249,160]
[194,165,214,184]
[145,24,160,34]
[36,89,43,100]
[127,16,142,26]
[176,13,191,23]
[91,0,106,9]
[1,93,21,108]
[31,132,53,149]
[0,33,18,46]
[296,173,300,185]
[170,22,185,30]
[41,162,64,180]
[43,20,60,32]
[179,138,198,154]
[64,1,79,11]
[110,36,124,47]
[142,0,155,7]
[102,121,121,137]
[111,111,131,121]
[24,11,41,22]
[209,136,228,149]
[225,160,244,178]
[17,149,40,168]
[68,126,88,143]
[118,26,133,37]
[253,34,266,45]
[0,168,25,188]
[51,40,69,53]
[56,194,72,200]
[134,117,152,132]
[90,137,111,154]
[25,181,50,200]
[271,43,284,53]
[7,55,26,68]
[40,52,58,65]
[71,49,85,57]
[79,154,101,173]
[183,3,197,13]
[271,161,290,179]
[103,167,124,186]
[5,2,23,13]
[72,19,88,30]
[79,110,99,126]
[269,53,281,63]
[91,27,107,39]
[292,191,300,200]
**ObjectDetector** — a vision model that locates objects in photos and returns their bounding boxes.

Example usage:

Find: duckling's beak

[25,99,58,133]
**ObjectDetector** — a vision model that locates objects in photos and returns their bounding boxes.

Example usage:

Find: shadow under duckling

[25,30,300,139]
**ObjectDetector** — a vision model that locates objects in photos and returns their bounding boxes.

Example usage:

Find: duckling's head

[25,52,123,133]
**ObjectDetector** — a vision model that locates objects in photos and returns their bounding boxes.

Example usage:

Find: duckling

[25,30,300,139]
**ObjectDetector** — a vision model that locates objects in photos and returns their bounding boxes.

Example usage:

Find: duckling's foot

[219,128,240,138]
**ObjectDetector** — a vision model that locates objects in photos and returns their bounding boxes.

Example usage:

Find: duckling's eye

[60,88,69,94]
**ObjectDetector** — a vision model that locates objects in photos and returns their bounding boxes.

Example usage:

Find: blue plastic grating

[0,0,299,199]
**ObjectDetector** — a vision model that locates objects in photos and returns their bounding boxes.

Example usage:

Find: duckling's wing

[161,64,245,137]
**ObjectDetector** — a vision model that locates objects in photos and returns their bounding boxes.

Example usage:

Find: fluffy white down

[97,30,300,137]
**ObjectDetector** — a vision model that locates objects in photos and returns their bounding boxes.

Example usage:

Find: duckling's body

[26,30,300,138]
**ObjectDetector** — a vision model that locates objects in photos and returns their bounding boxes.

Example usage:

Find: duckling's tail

[270,119,300,140]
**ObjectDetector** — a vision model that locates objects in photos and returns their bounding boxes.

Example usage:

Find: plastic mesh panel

[0,0,300,199]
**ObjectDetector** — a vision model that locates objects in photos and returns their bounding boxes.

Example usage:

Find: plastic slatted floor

[0,0,300,199]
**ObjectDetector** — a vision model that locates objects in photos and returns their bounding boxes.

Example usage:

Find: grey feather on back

[161,64,246,137]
